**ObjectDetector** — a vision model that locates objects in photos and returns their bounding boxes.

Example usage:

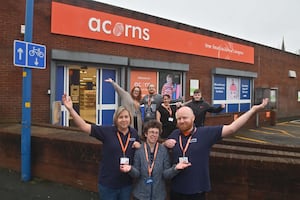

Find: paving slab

[0,167,98,200]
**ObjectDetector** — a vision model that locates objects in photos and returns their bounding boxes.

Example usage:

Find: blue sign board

[240,78,251,99]
[13,40,46,69]
[213,76,226,100]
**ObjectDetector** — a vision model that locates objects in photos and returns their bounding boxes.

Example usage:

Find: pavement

[233,119,300,146]
[0,167,98,200]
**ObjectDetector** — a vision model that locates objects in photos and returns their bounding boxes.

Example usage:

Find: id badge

[145,177,153,184]
[179,156,189,163]
[120,157,129,165]
[168,117,174,122]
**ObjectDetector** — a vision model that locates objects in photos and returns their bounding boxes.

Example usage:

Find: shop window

[213,75,252,113]
[130,70,183,102]
[158,72,183,102]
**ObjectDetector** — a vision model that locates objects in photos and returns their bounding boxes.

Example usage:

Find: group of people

[106,78,178,139]
[106,78,225,138]
[62,79,269,200]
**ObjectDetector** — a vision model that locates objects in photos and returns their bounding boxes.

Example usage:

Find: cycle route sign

[13,40,46,69]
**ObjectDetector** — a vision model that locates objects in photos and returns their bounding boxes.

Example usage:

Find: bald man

[165,98,269,200]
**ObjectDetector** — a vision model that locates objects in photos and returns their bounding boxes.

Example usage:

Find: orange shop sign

[51,2,254,64]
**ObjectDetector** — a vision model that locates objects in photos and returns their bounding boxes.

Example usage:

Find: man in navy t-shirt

[165,98,269,200]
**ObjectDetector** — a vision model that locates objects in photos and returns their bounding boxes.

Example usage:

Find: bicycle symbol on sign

[29,46,44,58]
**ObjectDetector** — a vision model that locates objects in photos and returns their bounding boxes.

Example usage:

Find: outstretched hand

[164,139,177,148]
[175,162,191,170]
[132,141,141,149]
[120,164,131,173]
[105,78,113,83]
[62,94,73,110]
[253,98,269,112]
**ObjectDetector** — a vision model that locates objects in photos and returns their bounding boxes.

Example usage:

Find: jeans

[98,184,132,200]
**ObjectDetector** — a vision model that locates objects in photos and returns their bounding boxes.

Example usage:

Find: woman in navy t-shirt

[62,94,140,200]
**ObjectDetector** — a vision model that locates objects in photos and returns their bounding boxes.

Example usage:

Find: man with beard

[165,98,269,200]
[141,83,163,123]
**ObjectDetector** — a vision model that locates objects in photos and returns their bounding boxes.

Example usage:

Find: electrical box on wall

[288,70,297,78]
[21,25,25,34]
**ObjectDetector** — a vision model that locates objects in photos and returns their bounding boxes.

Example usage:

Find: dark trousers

[170,191,206,200]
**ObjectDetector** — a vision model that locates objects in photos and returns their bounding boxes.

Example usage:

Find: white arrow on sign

[17,48,24,60]
[34,58,39,66]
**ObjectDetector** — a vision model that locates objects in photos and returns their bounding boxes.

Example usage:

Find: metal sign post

[21,0,34,182]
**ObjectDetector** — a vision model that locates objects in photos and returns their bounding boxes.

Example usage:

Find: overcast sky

[93,0,300,54]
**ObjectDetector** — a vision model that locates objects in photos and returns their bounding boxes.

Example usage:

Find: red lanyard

[163,104,172,116]
[117,132,131,157]
[147,95,152,106]
[166,106,172,116]
[144,142,159,177]
[179,128,196,157]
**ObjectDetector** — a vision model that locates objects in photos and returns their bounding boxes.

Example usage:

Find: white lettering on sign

[88,17,150,41]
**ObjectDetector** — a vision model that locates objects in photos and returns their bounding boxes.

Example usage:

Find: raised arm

[105,78,128,98]
[222,98,269,137]
[62,94,91,134]
[207,103,225,113]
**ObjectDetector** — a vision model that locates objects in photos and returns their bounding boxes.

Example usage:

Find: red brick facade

[1,0,299,124]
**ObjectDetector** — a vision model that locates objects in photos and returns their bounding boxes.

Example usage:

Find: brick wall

[209,153,299,200]
[0,124,100,191]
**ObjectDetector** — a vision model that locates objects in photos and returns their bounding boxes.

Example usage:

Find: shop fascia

[88,17,150,41]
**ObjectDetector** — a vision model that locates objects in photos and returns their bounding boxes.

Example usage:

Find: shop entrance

[69,66,97,124]
[58,64,117,127]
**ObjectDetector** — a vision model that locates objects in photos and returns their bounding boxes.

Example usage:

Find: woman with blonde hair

[62,94,140,200]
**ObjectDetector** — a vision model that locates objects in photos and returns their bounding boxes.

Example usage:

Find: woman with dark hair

[105,78,143,136]
[120,120,191,200]
[62,94,140,200]
[156,94,178,139]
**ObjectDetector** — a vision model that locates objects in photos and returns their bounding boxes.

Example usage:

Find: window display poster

[130,70,157,97]
[213,76,226,100]
[240,78,251,99]
[227,77,239,100]
[159,72,182,100]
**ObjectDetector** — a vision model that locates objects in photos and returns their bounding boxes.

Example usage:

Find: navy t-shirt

[168,126,223,194]
[90,125,139,189]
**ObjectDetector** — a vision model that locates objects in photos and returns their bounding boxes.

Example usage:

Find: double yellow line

[234,135,268,144]
[235,123,297,143]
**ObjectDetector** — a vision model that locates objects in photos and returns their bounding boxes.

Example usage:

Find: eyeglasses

[147,130,159,135]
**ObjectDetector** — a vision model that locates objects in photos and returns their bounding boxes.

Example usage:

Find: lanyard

[117,132,131,157]
[147,95,152,106]
[166,106,172,116]
[163,104,172,116]
[144,142,159,177]
[179,128,196,157]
